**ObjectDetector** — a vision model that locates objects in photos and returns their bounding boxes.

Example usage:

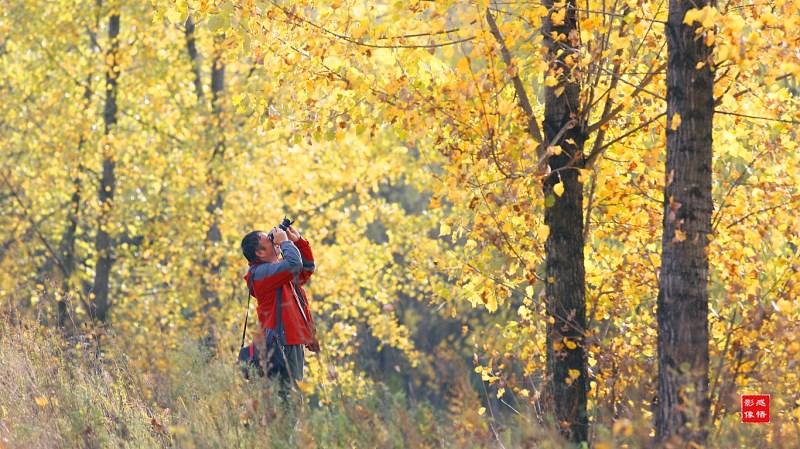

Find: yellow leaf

[457,57,470,74]
[544,75,559,87]
[539,224,550,239]
[613,418,634,436]
[548,145,562,156]
[683,8,702,26]
[564,339,577,350]
[551,7,566,26]
[350,20,368,40]
[704,30,715,47]
[296,380,315,395]
[566,368,580,384]
[478,406,486,416]
[683,6,718,29]
[577,168,591,184]
[35,396,49,408]
[670,113,682,131]
[553,181,565,197]
[700,7,718,28]
[496,387,505,398]
[165,8,183,24]
[439,222,451,237]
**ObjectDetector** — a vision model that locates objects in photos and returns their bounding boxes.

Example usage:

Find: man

[240,225,319,391]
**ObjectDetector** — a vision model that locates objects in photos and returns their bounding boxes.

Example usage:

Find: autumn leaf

[553,180,565,197]
[683,6,718,28]
[669,113,682,131]
[566,368,580,385]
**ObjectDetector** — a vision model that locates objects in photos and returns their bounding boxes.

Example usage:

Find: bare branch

[714,109,800,125]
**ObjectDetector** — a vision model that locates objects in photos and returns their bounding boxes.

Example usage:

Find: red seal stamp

[741,394,770,423]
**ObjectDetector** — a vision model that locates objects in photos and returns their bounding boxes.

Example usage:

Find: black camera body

[267,217,294,242]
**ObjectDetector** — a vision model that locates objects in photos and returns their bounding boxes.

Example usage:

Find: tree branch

[714,109,800,125]
[0,171,67,275]
[586,58,667,136]
[268,1,475,49]
[485,8,544,144]
[586,111,665,167]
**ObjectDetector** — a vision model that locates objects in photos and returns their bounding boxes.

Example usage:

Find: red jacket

[243,237,316,345]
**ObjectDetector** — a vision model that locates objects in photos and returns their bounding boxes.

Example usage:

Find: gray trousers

[282,344,305,381]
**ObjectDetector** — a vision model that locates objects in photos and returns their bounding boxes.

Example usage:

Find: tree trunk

[201,40,225,312]
[656,0,715,444]
[90,12,120,322]
[184,15,204,101]
[542,0,588,443]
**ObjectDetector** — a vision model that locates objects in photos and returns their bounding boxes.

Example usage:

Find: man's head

[241,230,280,264]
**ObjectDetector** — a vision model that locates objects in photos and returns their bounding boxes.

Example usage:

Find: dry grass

[0,317,461,449]
[1,314,789,449]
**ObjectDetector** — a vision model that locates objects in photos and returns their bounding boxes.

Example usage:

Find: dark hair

[241,231,264,263]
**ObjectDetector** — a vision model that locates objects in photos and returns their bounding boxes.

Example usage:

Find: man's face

[254,232,280,262]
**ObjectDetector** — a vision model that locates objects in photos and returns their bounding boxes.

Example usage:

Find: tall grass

[2,314,786,448]
[0,316,466,449]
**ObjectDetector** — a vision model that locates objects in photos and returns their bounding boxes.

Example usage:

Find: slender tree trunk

[542,0,588,443]
[57,15,97,324]
[57,150,83,327]
[90,12,120,322]
[200,40,225,311]
[656,0,715,444]
[184,16,204,101]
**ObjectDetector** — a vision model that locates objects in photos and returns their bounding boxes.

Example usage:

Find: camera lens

[279,217,294,231]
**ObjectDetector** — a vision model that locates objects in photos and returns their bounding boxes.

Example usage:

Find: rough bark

[656,0,715,444]
[542,0,588,443]
[89,12,120,322]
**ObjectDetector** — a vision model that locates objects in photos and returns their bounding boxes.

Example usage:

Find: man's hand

[271,227,288,244]
[306,338,321,353]
[286,225,301,242]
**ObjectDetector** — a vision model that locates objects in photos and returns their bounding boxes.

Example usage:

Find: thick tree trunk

[542,0,588,443]
[656,0,715,444]
[90,13,120,322]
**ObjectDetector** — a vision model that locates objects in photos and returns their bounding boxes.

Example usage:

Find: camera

[267,217,295,242]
